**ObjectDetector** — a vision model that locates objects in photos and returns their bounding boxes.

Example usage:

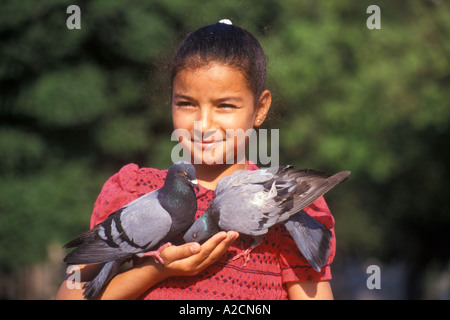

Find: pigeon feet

[228,236,264,268]
[137,242,172,264]
[228,248,253,268]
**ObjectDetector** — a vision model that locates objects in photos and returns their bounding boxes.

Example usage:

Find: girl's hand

[150,231,239,278]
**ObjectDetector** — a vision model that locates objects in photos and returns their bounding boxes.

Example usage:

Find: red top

[90,163,336,300]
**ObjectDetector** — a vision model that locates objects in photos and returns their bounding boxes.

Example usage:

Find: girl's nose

[198,107,215,136]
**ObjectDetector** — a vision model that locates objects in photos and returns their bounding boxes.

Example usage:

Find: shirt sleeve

[90,163,141,229]
[277,196,336,282]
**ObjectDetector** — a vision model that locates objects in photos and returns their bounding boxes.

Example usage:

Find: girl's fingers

[195,231,239,269]
[160,241,201,264]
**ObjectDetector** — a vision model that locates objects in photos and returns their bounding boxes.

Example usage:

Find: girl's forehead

[173,63,251,92]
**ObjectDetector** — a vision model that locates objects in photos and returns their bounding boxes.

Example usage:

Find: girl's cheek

[172,112,192,131]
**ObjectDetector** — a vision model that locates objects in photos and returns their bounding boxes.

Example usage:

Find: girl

[56,20,335,300]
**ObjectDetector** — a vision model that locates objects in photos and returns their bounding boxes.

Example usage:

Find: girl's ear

[254,90,272,127]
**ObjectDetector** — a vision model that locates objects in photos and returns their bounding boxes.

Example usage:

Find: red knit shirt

[90,163,336,300]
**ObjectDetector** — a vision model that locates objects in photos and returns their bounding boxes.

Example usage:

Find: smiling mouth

[192,139,224,150]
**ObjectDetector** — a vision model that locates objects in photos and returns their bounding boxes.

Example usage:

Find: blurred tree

[264,0,450,298]
[0,0,448,298]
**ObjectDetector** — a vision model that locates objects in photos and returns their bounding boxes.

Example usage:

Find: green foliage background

[1,0,449,299]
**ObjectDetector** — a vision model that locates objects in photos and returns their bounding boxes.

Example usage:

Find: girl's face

[171,63,271,166]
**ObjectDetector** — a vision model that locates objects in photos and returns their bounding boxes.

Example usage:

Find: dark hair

[170,22,267,99]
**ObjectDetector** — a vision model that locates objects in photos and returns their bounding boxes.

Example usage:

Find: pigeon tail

[63,226,99,249]
[284,210,332,272]
[83,259,123,299]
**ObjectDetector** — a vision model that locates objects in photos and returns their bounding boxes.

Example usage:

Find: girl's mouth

[192,138,223,150]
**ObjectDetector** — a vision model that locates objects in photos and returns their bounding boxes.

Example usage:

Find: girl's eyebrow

[173,94,243,103]
[215,96,243,103]
[173,94,194,101]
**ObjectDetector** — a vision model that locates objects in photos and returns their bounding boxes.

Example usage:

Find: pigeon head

[168,161,199,191]
[183,207,221,243]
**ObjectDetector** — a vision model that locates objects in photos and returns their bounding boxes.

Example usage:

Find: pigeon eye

[181,172,187,177]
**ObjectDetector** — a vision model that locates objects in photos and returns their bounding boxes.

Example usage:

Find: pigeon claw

[228,248,253,268]
[137,242,172,265]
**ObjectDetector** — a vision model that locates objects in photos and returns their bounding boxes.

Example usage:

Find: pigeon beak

[190,179,199,191]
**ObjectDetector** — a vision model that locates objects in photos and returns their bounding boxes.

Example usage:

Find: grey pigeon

[183,166,350,270]
[63,161,199,299]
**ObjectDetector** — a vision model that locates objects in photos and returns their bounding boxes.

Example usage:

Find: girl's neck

[194,161,248,190]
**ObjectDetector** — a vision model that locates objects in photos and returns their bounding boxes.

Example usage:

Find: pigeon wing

[215,168,276,194]
[64,191,172,265]
[287,170,350,218]
[118,191,172,249]
[214,166,297,235]
[216,183,281,236]
[253,169,351,226]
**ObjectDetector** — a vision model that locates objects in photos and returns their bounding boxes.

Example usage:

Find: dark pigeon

[63,161,199,299]
[183,165,350,270]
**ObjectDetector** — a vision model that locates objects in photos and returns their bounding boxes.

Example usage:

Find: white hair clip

[219,19,233,25]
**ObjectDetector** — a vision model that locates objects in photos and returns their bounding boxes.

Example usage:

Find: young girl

[56,20,335,300]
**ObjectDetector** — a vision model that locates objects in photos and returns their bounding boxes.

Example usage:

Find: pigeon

[183,165,350,270]
[63,161,199,299]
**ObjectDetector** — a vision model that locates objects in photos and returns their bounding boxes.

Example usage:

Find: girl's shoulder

[107,163,169,196]
[90,163,168,228]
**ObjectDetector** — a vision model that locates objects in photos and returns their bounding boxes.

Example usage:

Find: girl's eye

[177,101,194,108]
[218,104,237,109]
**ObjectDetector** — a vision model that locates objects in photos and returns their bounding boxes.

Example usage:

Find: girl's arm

[286,280,334,300]
[55,231,238,300]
